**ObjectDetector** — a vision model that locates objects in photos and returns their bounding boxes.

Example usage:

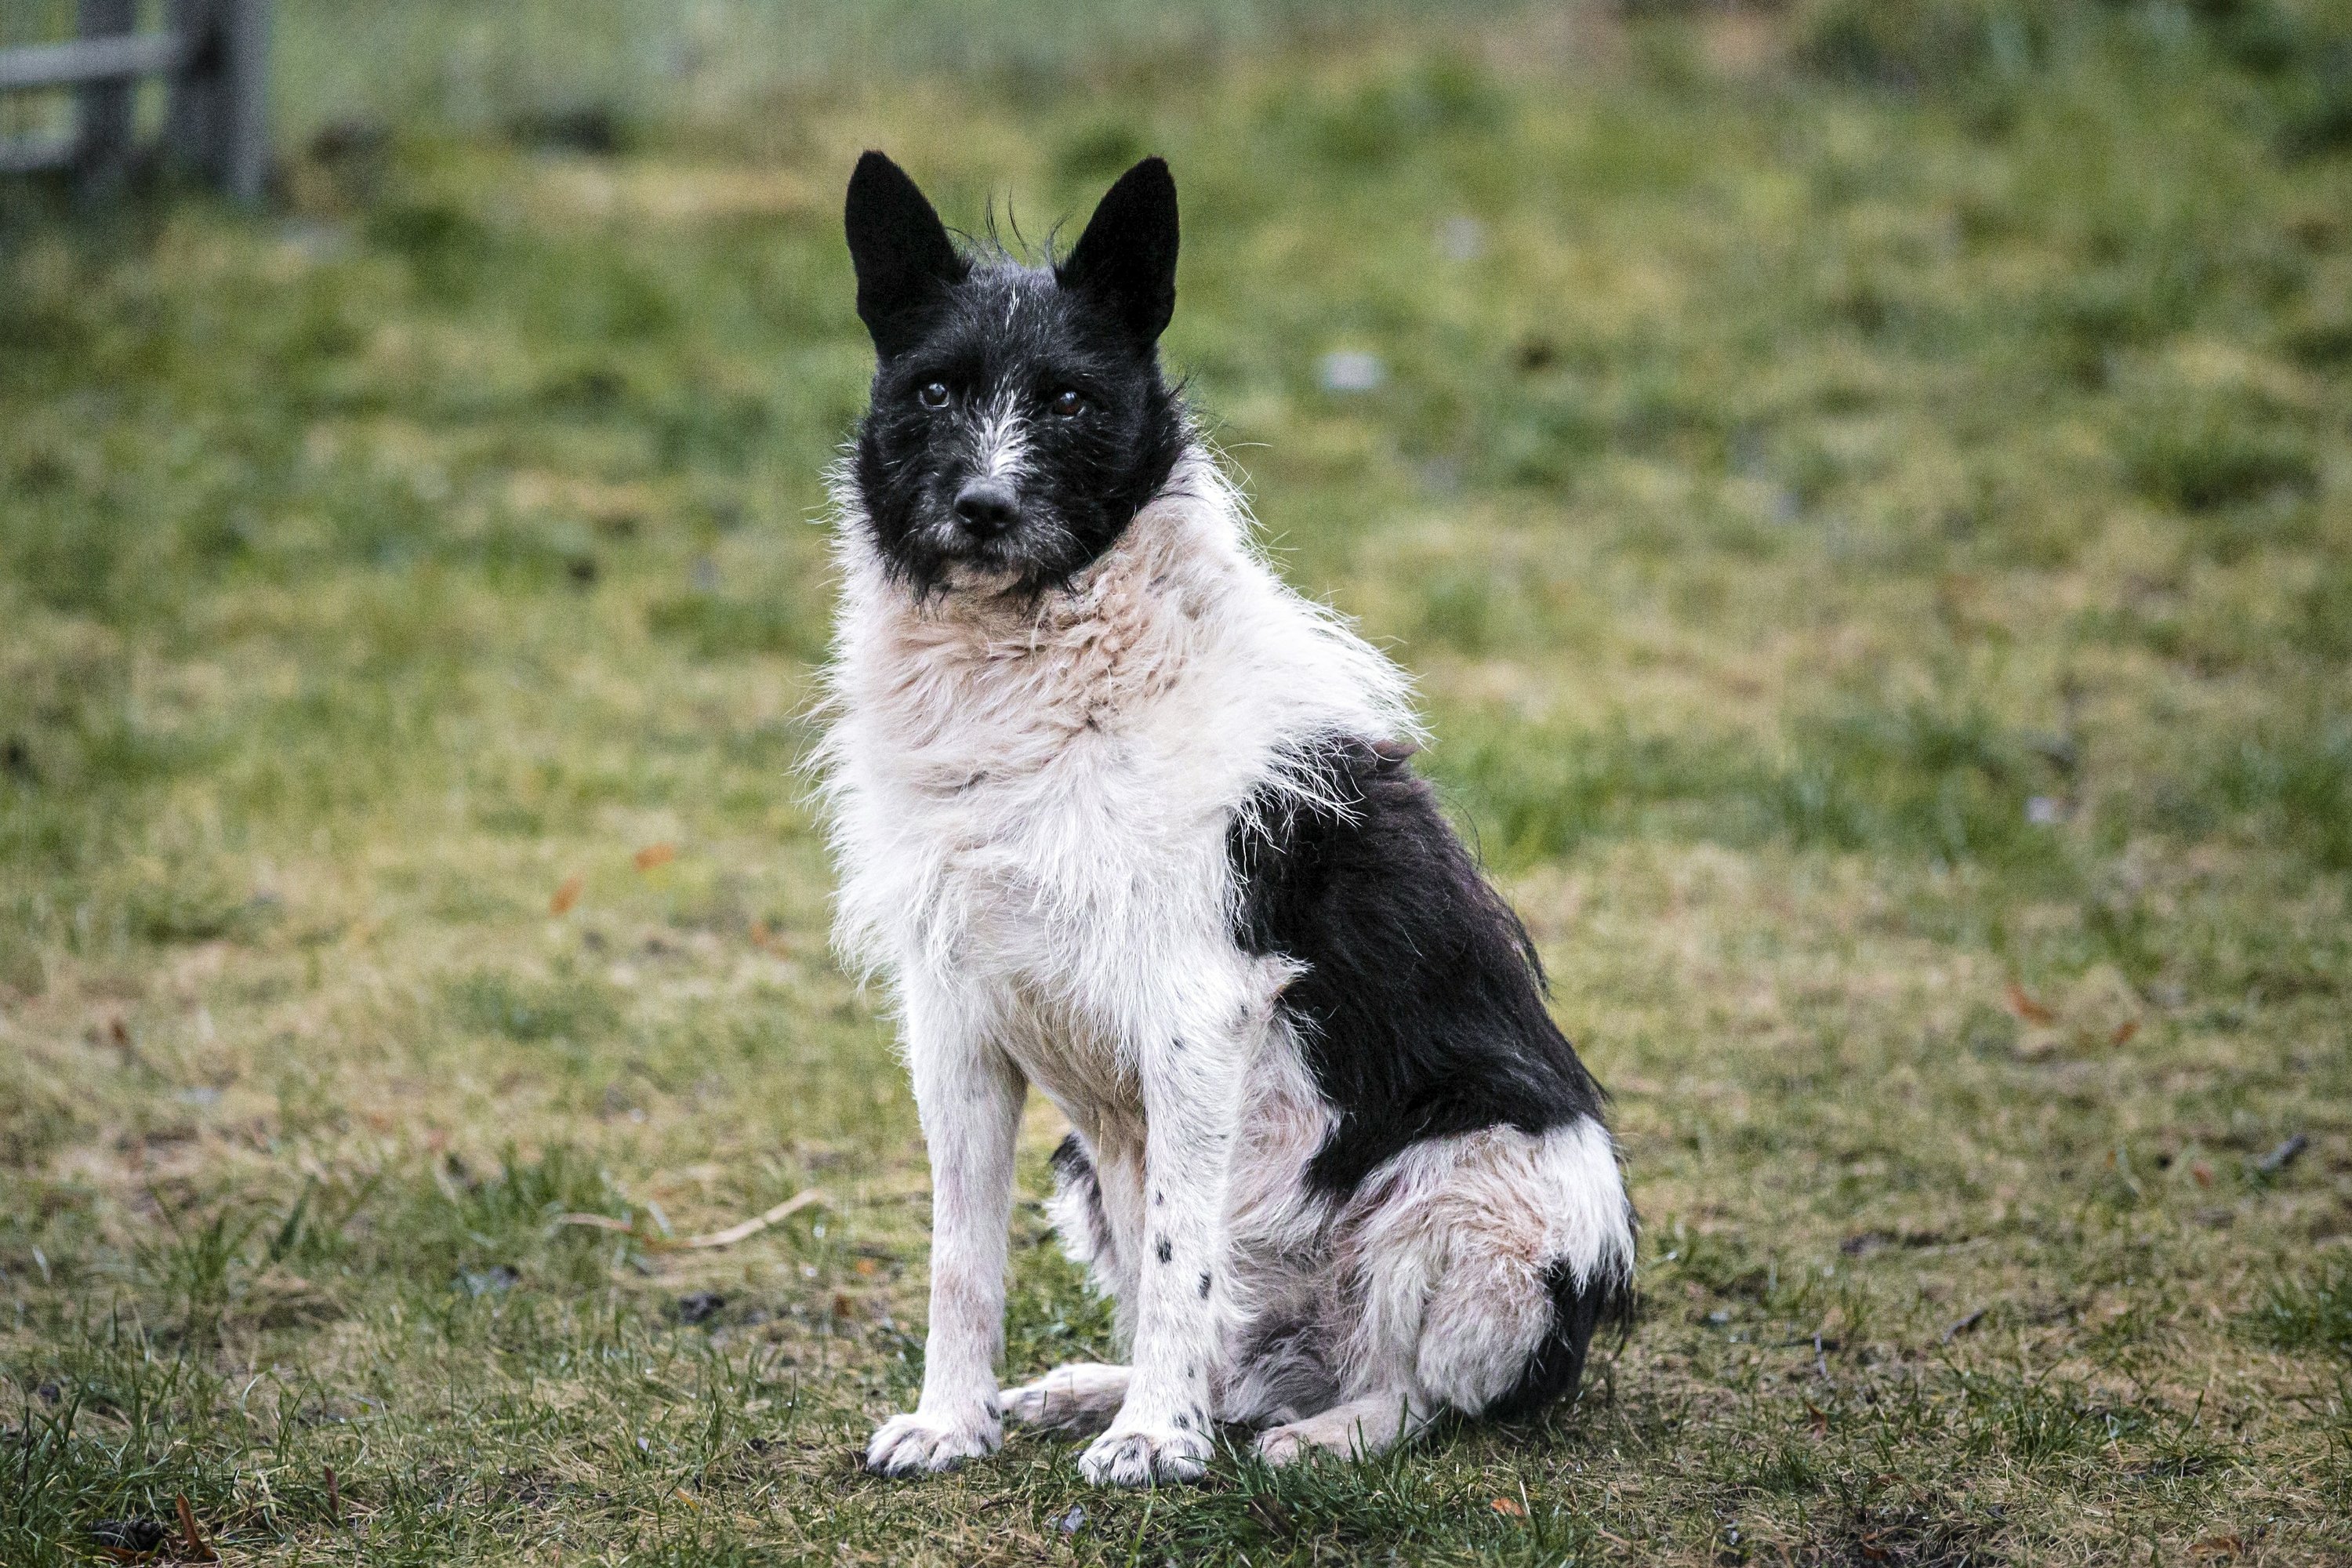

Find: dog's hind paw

[865,1410,999,1477]
[1000,1363,1130,1431]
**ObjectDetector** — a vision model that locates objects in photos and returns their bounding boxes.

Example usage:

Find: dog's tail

[1046,1132,1116,1281]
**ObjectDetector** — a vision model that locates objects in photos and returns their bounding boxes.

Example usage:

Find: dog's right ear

[844,151,967,359]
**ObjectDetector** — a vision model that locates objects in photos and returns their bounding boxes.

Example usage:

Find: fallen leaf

[633,843,676,872]
[1807,1401,1828,1437]
[174,1495,217,1563]
[2005,982,2054,1024]
[2109,1018,2140,1047]
[853,1256,880,1276]
[2191,1162,2213,1187]
[1491,1497,1526,1517]
[550,875,583,916]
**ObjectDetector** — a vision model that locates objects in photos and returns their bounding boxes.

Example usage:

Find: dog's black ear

[845,151,967,358]
[1058,156,1178,344]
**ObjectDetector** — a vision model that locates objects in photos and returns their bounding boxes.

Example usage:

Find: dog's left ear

[1057,156,1178,344]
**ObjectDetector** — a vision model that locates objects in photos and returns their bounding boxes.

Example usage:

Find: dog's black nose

[953,480,1018,538]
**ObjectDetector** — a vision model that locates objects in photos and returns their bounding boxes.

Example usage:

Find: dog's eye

[917,382,951,410]
[1050,388,1087,418]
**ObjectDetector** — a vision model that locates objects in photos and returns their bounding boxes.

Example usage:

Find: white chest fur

[818,454,1413,1118]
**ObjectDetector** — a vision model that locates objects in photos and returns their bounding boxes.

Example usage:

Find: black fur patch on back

[1226,736,1609,1195]
[1483,1258,1637,1421]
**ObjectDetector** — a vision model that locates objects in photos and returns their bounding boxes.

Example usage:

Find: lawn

[4,2,2351,1563]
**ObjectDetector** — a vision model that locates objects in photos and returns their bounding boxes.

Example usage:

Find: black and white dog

[820,151,1635,1487]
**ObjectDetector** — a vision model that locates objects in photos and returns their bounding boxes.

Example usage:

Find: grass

[4,0,2352,1561]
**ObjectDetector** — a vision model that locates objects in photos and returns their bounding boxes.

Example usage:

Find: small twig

[2254,1133,2309,1178]
[550,1189,829,1252]
[174,1494,217,1563]
[1941,1308,1986,1345]
[681,1189,829,1250]
[552,1212,637,1234]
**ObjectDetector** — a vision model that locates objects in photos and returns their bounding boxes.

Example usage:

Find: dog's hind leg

[1254,1390,1432,1465]
[1251,1120,1634,1470]
[1000,1363,1131,1432]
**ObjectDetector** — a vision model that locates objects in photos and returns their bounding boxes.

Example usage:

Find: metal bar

[0,132,77,174]
[221,0,267,202]
[76,0,137,192]
[163,0,218,181]
[0,31,186,93]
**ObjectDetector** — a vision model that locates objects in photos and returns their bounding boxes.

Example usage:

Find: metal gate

[0,0,268,200]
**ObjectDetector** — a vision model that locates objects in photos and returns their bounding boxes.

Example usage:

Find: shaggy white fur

[820,446,1634,1486]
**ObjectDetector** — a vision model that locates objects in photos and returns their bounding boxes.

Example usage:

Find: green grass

[5,1,2352,1562]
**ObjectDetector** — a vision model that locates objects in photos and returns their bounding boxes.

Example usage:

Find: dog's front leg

[866,982,1025,1476]
[1078,1033,1235,1486]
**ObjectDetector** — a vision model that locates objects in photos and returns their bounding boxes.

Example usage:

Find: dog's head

[843,151,1186,597]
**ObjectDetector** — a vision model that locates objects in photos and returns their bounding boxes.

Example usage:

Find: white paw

[865,1410,1000,1477]
[1000,1381,1058,1425]
[1000,1364,1129,1431]
[1254,1422,1319,1467]
[1078,1423,1212,1487]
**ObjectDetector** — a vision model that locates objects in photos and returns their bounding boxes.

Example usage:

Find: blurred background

[2,2,2349,1564]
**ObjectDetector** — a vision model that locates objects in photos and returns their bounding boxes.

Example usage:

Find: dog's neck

[839,446,1243,659]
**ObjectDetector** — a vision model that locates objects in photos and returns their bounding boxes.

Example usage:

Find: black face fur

[844,151,1189,597]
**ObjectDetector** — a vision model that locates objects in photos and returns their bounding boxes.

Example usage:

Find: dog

[818,151,1635,1488]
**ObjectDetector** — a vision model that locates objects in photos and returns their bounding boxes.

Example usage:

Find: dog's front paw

[1078,1423,1212,1487]
[865,1409,1000,1477]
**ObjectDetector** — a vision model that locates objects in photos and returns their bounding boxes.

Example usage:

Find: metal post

[74,0,135,194]
[220,0,266,202]
[164,0,222,188]
[163,0,267,203]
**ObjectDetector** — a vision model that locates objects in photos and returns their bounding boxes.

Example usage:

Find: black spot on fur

[844,152,1187,598]
[1155,1236,1173,1265]
[1198,1271,1212,1298]
[1227,736,1610,1193]
[1484,1259,1638,1421]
